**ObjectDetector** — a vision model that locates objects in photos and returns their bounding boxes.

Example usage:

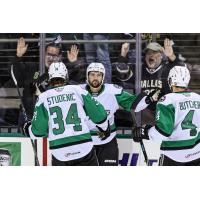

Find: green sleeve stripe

[115,90,137,111]
[31,103,49,137]
[31,127,47,137]
[156,103,175,136]
[82,93,107,124]
[155,125,171,137]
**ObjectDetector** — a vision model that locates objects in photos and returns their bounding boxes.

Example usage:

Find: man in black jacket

[116,38,184,125]
[12,37,79,130]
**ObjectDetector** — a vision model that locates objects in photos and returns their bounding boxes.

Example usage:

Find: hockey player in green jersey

[82,62,161,166]
[23,62,110,166]
[133,65,200,166]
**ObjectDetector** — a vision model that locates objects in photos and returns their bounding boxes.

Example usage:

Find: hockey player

[133,65,200,166]
[23,62,110,166]
[82,62,161,166]
[12,37,81,131]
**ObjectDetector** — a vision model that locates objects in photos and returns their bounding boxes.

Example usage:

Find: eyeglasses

[46,53,61,62]
[46,53,59,58]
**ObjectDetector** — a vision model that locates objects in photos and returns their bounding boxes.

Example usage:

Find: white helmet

[168,65,190,88]
[86,62,105,86]
[48,62,68,80]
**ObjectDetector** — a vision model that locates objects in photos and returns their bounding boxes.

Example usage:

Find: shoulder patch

[159,95,166,102]
[113,84,122,89]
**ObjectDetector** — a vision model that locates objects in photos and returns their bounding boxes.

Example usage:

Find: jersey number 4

[181,110,199,136]
[50,103,82,135]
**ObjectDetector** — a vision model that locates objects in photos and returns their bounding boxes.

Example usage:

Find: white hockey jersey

[148,91,200,162]
[82,84,149,145]
[29,85,108,161]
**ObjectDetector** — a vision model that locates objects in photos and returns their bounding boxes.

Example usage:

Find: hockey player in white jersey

[82,62,161,166]
[23,62,110,166]
[133,65,200,166]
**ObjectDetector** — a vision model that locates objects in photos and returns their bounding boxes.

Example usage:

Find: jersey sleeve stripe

[95,117,107,125]
[155,125,172,137]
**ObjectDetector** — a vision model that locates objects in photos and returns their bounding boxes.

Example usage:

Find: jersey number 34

[50,103,82,135]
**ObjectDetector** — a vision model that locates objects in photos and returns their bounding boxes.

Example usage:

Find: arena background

[1,0,200,200]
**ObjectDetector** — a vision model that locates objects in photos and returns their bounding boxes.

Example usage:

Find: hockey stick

[131,112,150,166]
[11,64,40,166]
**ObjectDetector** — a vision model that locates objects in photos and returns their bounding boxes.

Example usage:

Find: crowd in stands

[0,33,196,128]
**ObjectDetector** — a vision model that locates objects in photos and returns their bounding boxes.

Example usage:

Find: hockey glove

[96,121,111,141]
[132,124,152,142]
[22,120,31,137]
[145,89,161,104]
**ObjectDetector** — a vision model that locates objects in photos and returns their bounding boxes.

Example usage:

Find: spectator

[83,33,112,83]
[11,37,78,131]
[117,38,184,125]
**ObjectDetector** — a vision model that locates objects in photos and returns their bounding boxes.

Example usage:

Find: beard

[88,80,102,88]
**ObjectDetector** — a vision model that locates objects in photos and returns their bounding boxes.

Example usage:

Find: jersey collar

[86,84,105,96]
[174,91,191,94]
[145,64,163,74]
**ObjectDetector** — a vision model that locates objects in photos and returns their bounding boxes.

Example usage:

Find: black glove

[145,89,161,104]
[96,121,111,141]
[132,124,152,142]
[23,121,32,137]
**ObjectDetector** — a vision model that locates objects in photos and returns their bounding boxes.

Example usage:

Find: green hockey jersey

[82,84,148,145]
[29,85,108,161]
[148,91,200,162]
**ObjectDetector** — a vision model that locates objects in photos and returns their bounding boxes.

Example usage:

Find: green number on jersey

[50,106,65,135]
[66,103,82,132]
[50,104,82,135]
[181,110,198,136]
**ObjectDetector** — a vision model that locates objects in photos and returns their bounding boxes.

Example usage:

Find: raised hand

[67,45,79,62]
[121,42,130,57]
[163,38,176,61]
[16,37,28,57]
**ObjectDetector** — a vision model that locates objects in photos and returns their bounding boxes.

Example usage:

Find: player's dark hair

[49,78,67,87]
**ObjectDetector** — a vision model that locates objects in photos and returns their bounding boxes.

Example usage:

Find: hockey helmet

[48,62,68,80]
[168,65,190,88]
[86,62,105,86]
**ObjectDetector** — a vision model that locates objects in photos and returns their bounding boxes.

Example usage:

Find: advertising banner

[0,142,21,166]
